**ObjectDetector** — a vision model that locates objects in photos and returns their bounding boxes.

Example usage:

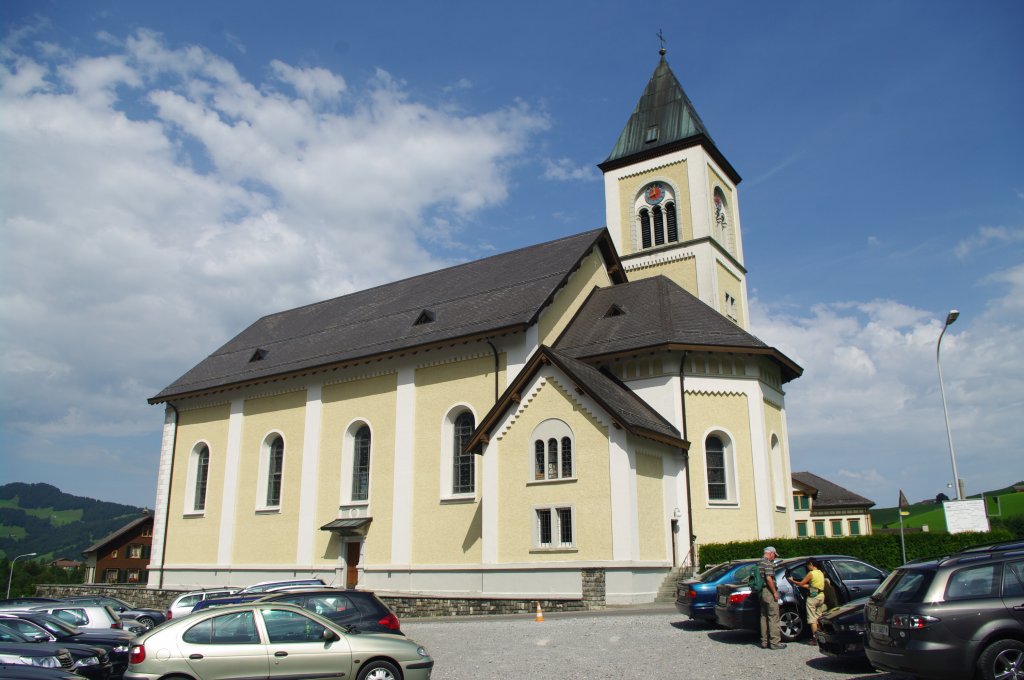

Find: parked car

[30,604,124,631]
[675,560,760,623]
[60,596,166,629]
[864,539,1024,680]
[0,639,75,673]
[0,622,112,680]
[0,664,82,680]
[165,588,239,620]
[123,602,433,680]
[255,588,403,634]
[190,578,327,613]
[715,554,888,642]
[815,597,869,659]
[0,611,134,678]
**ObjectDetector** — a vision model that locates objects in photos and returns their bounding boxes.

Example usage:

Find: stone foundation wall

[36,568,607,619]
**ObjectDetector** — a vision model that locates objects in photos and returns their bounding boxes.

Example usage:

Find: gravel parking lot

[403,605,907,680]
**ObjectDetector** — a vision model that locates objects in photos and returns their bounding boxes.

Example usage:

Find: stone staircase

[654,565,690,603]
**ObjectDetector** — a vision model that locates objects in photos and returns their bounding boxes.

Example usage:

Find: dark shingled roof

[554,276,802,382]
[82,514,153,556]
[151,229,623,403]
[467,346,684,451]
[599,54,740,183]
[792,471,875,509]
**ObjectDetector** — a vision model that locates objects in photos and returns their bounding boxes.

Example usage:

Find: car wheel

[137,616,155,628]
[778,606,805,642]
[357,659,401,680]
[977,639,1024,680]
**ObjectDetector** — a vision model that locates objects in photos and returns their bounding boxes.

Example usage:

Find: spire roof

[600,53,739,183]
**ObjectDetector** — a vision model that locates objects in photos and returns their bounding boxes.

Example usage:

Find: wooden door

[345,542,361,589]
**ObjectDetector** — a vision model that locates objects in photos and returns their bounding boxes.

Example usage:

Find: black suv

[254,588,403,634]
[864,540,1024,680]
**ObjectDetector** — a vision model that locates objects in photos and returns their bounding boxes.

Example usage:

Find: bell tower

[600,48,750,329]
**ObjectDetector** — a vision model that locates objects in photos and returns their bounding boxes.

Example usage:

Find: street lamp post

[936,309,963,501]
[6,552,38,599]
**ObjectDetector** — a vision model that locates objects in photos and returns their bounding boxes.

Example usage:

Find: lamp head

[945,310,960,326]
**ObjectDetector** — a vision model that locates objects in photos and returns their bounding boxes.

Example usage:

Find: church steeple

[600,49,750,330]
[602,52,716,168]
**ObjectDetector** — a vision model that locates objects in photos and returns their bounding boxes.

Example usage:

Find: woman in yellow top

[788,558,827,643]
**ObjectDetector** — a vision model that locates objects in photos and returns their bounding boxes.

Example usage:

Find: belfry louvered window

[636,182,679,250]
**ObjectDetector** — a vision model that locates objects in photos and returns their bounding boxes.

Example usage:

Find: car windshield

[699,563,733,581]
[873,568,935,603]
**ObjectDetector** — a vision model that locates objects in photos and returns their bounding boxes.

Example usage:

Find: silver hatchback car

[124,602,433,680]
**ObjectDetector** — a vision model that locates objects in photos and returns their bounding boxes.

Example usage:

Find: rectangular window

[128,544,142,559]
[849,519,861,536]
[793,495,800,510]
[796,521,808,537]
[814,520,825,537]
[831,519,843,536]
[706,451,727,501]
[535,506,575,549]
[104,569,119,584]
[126,569,141,583]
[800,496,810,510]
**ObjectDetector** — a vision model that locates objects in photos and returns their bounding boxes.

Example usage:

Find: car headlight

[75,655,100,667]
[0,654,60,668]
[417,646,429,658]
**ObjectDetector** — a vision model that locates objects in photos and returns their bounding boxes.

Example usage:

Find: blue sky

[2,1,1021,512]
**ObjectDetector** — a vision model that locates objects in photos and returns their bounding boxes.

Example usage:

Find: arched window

[351,426,371,502]
[194,444,209,512]
[452,411,475,494]
[266,435,284,507]
[705,433,735,503]
[532,419,574,481]
[636,182,679,250]
[771,434,785,508]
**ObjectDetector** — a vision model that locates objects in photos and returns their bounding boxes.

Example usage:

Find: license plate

[718,595,726,606]
[870,622,888,637]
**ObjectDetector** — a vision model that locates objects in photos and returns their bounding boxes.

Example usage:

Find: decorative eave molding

[495,372,610,442]
[616,157,685,181]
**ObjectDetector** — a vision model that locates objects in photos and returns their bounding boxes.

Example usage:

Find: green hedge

[697,529,1013,572]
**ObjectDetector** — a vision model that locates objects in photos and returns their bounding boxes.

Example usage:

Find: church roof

[554,276,802,382]
[792,471,876,510]
[467,345,685,452]
[599,53,740,183]
[150,229,625,403]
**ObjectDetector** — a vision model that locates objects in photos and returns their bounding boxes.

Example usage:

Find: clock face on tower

[644,182,666,205]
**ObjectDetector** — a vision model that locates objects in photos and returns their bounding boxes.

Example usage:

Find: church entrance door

[345,541,361,588]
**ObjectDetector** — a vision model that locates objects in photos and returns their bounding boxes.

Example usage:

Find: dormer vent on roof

[604,304,626,318]
[249,349,269,362]
[414,310,436,326]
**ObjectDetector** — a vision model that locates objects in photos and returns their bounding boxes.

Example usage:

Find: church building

[147,50,802,605]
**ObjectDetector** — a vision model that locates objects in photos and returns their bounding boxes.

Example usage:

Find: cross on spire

[657,29,666,56]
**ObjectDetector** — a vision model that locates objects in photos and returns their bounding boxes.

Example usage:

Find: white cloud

[542,157,597,181]
[752,271,1024,506]
[955,225,1024,259]
[0,28,549,503]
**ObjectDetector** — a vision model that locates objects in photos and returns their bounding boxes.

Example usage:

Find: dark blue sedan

[675,560,759,623]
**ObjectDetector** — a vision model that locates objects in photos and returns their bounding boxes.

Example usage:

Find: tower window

[645,125,659,143]
[636,183,678,251]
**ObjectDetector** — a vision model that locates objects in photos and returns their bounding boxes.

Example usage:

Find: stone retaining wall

[36,568,607,619]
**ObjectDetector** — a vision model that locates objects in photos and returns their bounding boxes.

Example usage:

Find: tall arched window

[266,435,284,507]
[352,426,371,501]
[452,412,475,494]
[771,434,785,508]
[636,182,679,250]
[705,433,735,503]
[194,444,209,512]
[532,419,574,480]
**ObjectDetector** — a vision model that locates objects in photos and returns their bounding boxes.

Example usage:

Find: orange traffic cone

[535,601,544,622]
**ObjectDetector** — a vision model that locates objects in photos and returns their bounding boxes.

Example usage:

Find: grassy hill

[872,483,1024,534]
[0,482,146,560]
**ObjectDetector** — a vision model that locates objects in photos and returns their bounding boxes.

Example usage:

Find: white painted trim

[146,406,177,584]
[745,382,772,538]
[296,384,322,565]
[391,367,415,566]
[608,426,633,561]
[217,399,244,565]
[482,439,499,564]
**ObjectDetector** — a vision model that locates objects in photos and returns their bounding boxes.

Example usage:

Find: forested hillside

[0,482,147,559]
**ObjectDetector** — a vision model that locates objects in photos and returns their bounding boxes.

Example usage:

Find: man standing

[759,546,786,649]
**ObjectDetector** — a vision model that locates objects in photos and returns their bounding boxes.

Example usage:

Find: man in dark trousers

[759,546,786,649]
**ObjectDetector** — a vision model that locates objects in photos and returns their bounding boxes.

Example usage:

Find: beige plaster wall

[496,378,612,563]
[164,403,231,565]
[628,256,699,297]
[635,449,667,561]
[316,373,398,566]
[232,390,307,565]
[538,249,612,346]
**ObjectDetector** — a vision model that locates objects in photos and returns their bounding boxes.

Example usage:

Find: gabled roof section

[599,53,740,183]
[554,276,802,382]
[792,471,875,509]
[151,229,626,403]
[467,345,685,453]
[82,514,153,556]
